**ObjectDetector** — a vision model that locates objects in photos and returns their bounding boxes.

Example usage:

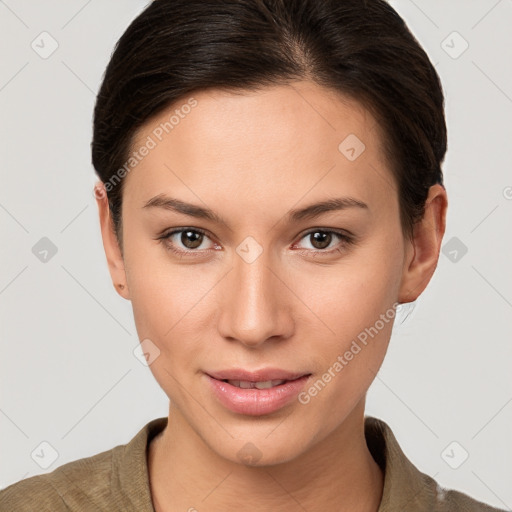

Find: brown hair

[91,0,447,250]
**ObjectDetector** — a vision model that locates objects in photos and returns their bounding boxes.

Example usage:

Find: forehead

[124,81,394,216]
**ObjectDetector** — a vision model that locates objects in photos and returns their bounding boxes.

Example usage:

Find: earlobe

[94,181,131,300]
[398,184,448,303]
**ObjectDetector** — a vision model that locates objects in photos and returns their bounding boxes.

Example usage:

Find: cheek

[124,242,221,372]
[126,263,209,399]
[129,269,205,343]
[293,231,403,389]
[295,272,397,432]
[298,231,403,329]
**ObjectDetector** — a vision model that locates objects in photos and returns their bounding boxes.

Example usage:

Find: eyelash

[156,227,356,258]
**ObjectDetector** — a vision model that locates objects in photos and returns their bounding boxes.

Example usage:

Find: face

[98,80,439,466]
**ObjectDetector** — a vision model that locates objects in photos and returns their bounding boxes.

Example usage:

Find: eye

[292,229,355,254]
[157,227,219,256]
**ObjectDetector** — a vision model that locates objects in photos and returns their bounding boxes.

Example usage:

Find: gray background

[1,0,511,507]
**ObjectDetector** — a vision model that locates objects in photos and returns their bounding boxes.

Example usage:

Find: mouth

[218,376,306,389]
[206,367,310,382]
[204,370,312,416]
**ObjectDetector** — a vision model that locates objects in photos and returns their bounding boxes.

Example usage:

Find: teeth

[255,380,285,389]
[227,379,286,389]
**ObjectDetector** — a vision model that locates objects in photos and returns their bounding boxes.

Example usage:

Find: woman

[1,0,506,510]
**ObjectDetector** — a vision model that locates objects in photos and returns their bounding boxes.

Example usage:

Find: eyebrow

[142,194,369,224]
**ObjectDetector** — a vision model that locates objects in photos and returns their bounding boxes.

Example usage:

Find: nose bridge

[218,243,291,346]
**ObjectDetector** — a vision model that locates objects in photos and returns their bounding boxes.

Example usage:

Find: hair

[91,0,447,251]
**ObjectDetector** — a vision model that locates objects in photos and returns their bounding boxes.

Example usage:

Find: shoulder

[0,444,118,511]
[421,476,507,512]
[364,416,508,512]
[0,417,166,512]
[388,457,509,512]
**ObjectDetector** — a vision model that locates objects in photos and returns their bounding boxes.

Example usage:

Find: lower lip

[205,374,311,416]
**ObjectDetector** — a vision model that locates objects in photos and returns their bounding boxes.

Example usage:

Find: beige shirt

[0,415,506,511]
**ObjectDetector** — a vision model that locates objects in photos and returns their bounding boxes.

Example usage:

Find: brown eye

[309,231,332,250]
[293,229,355,255]
[180,230,203,249]
[157,227,218,256]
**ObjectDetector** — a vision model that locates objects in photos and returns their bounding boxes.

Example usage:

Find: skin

[95,80,447,511]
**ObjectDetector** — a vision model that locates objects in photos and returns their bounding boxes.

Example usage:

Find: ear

[398,183,448,303]
[94,181,131,300]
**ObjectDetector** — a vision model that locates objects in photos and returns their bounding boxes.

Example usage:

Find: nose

[217,248,294,348]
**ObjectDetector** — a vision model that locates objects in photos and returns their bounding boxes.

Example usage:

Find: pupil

[182,230,202,249]
[312,231,331,249]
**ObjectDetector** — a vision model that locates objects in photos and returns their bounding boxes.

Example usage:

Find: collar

[365,415,441,511]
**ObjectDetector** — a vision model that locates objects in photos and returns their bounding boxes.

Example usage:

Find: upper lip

[206,368,311,382]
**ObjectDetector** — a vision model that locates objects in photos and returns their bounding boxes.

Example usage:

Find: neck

[148,400,384,512]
